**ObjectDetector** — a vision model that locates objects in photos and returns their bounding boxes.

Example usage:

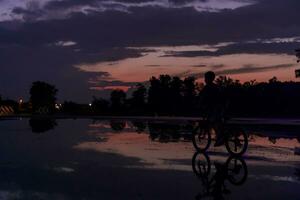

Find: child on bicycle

[199,71,226,146]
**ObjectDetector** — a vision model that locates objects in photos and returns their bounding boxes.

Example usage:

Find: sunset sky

[0,0,300,102]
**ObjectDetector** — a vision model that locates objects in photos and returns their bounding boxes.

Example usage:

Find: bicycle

[192,119,248,156]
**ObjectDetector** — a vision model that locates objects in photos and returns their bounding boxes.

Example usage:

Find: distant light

[19,98,23,104]
[55,103,60,110]
[89,103,92,107]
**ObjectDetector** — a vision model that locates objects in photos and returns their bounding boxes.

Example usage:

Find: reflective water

[0,118,300,199]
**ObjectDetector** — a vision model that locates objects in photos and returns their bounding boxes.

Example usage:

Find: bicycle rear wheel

[192,152,211,177]
[225,129,248,156]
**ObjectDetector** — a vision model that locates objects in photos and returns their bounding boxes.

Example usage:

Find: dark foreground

[0,118,299,199]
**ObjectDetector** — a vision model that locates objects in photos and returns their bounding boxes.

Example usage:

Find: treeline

[1,74,300,117]
[89,75,300,117]
[214,76,300,117]
[90,75,201,116]
[76,75,300,117]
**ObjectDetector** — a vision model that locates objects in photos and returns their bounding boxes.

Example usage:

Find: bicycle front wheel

[225,156,248,185]
[192,126,211,152]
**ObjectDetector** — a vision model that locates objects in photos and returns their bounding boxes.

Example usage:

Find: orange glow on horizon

[76,49,299,86]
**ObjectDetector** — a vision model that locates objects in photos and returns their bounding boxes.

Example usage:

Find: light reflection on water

[0,118,299,199]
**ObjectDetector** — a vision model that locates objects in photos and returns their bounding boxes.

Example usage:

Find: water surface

[0,118,299,199]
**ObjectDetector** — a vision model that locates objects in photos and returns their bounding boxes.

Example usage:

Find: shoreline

[1,114,300,126]
[1,114,300,138]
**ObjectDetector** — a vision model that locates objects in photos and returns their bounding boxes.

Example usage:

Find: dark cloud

[191,64,207,68]
[190,64,224,69]
[0,45,149,102]
[218,64,296,75]
[162,42,300,57]
[44,0,98,10]
[12,1,44,22]
[0,0,300,101]
[91,80,139,88]
[191,64,296,78]
[41,0,256,14]
[89,79,141,97]
[145,65,161,67]
[1,0,299,48]
[212,64,225,69]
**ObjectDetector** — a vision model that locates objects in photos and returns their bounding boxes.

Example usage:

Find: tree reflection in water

[29,118,57,133]
[295,168,300,181]
[110,120,126,132]
[147,122,194,142]
[131,121,147,133]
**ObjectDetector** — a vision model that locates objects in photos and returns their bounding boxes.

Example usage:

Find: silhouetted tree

[148,76,161,114]
[62,101,79,114]
[30,81,58,113]
[215,76,241,88]
[130,84,147,114]
[92,97,109,114]
[148,75,180,115]
[110,89,127,114]
[170,77,183,114]
[269,76,279,84]
[158,75,173,114]
[182,76,197,115]
[243,80,257,87]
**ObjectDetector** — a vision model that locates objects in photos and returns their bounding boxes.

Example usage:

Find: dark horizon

[2,73,300,103]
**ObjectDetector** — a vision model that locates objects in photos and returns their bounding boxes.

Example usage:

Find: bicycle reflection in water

[192,152,248,200]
